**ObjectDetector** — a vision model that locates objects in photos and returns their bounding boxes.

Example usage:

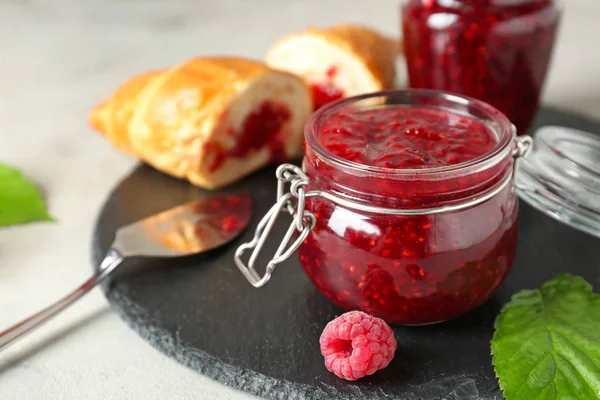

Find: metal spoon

[0,192,252,350]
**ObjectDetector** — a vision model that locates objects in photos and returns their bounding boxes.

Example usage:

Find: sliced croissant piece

[90,56,312,189]
[265,24,399,110]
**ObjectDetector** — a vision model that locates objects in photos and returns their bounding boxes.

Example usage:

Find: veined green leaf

[492,274,600,400]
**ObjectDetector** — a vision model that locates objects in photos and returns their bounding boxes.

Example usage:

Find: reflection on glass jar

[401,0,562,134]
[298,90,520,325]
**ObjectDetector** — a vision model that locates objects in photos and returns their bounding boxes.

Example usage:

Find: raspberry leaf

[0,162,54,226]
[492,274,600,399]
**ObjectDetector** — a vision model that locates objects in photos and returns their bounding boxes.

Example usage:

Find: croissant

[265,24,399,110]
[89,56,312,189]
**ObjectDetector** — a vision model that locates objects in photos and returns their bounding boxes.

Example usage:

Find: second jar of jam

[236,90,532,325]
[401,0,562,134]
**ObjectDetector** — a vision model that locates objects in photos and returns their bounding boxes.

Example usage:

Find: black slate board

[92,107,600,400]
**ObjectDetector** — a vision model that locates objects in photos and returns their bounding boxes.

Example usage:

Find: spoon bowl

[115,193,253,258]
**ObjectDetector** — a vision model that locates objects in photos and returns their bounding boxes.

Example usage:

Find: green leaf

[492,274,600,400]
[0,162,54,226]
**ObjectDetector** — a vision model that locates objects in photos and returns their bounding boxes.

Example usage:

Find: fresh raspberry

[319,310,397,381]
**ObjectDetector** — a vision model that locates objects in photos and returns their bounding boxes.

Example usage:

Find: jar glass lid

[515,125,600,239]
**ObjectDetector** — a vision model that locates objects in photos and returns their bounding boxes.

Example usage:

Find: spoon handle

[0,252,122,350]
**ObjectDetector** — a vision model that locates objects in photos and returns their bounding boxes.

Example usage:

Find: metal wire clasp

[513,134,533,158]
[234,164,316,288]
[512,131,533,180]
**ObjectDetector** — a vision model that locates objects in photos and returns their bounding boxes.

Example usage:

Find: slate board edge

[91,234,502,400]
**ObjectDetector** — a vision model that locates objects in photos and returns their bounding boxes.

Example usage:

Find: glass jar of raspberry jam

[236,90,535,325]
[401,0,562,134]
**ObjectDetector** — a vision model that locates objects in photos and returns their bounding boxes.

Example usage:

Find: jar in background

[401,0,562,134]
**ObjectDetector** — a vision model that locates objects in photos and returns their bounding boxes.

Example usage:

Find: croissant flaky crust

[90,56,312,189]
[265,24,399,108]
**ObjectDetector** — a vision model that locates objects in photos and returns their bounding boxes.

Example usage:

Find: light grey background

[0,0,599,399]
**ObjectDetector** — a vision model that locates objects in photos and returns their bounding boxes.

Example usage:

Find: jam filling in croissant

[311,83,344,111]
[206,100,292,172]
[309,66,344,110]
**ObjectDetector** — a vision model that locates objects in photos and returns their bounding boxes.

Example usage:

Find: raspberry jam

[310,66,344,110]
[299,90,519,325]
[320,106,495,168]
[401,0,562,134]
[311,83,344,111]
[206,100,291,172]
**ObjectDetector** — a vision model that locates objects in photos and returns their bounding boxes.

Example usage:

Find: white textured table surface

[0,1,598,399]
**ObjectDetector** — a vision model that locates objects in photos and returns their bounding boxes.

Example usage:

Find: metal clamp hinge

[234,164,316,288]
[513,134,533,159]
[512,133,533,181]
